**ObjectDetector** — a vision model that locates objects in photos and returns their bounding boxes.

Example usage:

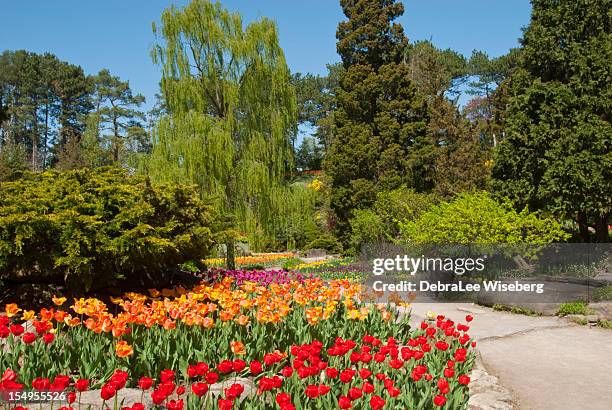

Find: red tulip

[338,396,352,409]
[348,387,362,400]
[339,369,356,383]
[160,369,175,383]
[67,391,76,404]
[369,395,385,410]
[218,399,233,410]
[280,366,293,377]
[465,315,473,322]
[75,379,89,392]
[2,369,18,383]
[217,360,233,374]
[225,384,244,400]
[232,359,246,373]
[204,372,219,384]
[362,382,375,394]
[305,385,319,399]
[32,377,50,391]
[151,388,166,405]
[22,332,36,344]
[317,384,330,396]
[458,374,470,385]
[10,324,24,336]
[434,394,447,406]
[196,362,209,376]
[100,383,116,400]
[138,377,153,390]
[325,367,338,378]
[176,385,185,396]
[0,326,9,338]
[166,399,184,410]
[250,361,263,375]
[444,368,455,378]
[276,392,291,405]
[187,365,199,379]
[191,382,209,397]
[42,332,54,344]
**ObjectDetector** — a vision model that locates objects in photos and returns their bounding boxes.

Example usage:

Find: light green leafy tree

[144,0,297,268]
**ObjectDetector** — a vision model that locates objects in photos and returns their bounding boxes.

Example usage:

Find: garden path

[402,303,612,410]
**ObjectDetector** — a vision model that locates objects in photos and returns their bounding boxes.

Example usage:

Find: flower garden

[0,270,476,410]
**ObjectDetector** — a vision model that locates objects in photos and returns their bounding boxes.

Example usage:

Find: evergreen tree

[91,69,147,164]
[324,0,429,240]
[493,0,611,242]
[145,0,297,267]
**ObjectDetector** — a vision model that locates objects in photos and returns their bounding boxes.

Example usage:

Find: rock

[469,361,514,410]
[77,388,152,408]
[589,302,612,321]
[305,248,326,258]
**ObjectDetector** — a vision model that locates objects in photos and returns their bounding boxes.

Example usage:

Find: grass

[597,319,612,329]
[592,286,612,302]
[492,303,542,316]
[556,301,595,316]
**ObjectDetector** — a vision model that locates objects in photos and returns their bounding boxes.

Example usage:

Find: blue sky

[1,0,531,112]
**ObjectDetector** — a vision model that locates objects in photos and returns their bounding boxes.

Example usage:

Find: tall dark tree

[88,69,147,164]
[324,0,429,239]
[493,0,611,242]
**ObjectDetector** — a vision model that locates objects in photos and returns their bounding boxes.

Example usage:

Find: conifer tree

[324,0,429,240]
[493,0,611,242]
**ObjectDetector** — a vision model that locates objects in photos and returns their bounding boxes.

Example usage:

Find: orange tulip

[115,340,133,358]
[230,341,246,355]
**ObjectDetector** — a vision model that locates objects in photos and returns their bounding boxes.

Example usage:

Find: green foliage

[492,304,542,316]
[295,136,324,170]
[0,167,216,291]
[0,141,28,181]
[292,64,342,150]
[557,302,592,317]
[593,286,612,302]
[492,0,612,242]
[324,0,430,241]
[350,187,437,249]
[305,233,343,254]
[146,0,298,262]
[399,191,569,244]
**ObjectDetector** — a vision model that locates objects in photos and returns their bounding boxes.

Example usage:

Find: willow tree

[146,0,297,267]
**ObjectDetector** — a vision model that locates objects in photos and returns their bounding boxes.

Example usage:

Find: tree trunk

[577,212,590,242]
[226,238,236,270]
[594,213,610,243]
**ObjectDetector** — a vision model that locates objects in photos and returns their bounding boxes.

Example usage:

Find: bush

[0,167,216,291]
[399,191,569,244]
[305,233,343,254]
[557,302,592,316]
[349,187,437,249]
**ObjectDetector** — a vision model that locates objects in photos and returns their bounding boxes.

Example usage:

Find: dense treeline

[1,0,609,274]
[0,50,150,178]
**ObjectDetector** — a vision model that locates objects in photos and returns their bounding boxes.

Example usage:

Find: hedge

[0,167,216,291]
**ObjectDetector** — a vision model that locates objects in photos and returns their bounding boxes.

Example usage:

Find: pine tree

[324,0,429,240]
[492,0,611,242]
[145,0,297,267]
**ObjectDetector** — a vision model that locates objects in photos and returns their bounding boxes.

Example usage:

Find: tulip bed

[0,270,476,409]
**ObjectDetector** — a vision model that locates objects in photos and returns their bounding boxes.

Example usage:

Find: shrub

[399,191,569,244]
[557,302,592,316]
[0,167,216,291]
[349,187,437,249]
[305,233,343,254]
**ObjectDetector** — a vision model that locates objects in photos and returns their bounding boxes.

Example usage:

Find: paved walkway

[403,303,612,410]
